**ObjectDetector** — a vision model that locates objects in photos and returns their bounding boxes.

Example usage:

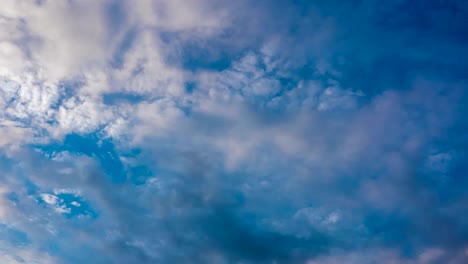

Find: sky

[0,0,467,263]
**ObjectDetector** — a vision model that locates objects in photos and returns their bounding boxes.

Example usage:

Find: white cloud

[425,152,453,174]
[39,193,71,214]
[39,193,59,206]
[129,99,186,143]
[294,207,343,231]
[317,85,362,111]
[0,240,58,264]
[0,122,33,147]
[5,0,109,81]
[55,96,115,137]
[128,0,227,31]
[0,0,231,144]
[307,247,468,264]
[53,188,81,196]
[0,185,9,220]
[108,29,186,97]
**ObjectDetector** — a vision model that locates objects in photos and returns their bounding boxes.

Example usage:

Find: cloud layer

[1,0,467,263]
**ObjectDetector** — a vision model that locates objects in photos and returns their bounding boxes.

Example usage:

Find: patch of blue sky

[159,31,236,72]
[104,0,128,36]
[109,27,138,70]
[37,192,97,219]
[102,92,146,105]
[0,224,30,247]
[36,133,126,183]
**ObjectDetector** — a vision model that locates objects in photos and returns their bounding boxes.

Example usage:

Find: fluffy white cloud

[0,0,231,144]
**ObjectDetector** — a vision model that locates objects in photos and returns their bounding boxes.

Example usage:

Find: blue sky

[0,0,467,263]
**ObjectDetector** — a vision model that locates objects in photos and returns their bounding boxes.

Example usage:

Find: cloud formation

[0,0,468,263]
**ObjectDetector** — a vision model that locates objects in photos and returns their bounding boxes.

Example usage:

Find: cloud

[0,240,57,264]
[0,0,467,263]
[307,247,468,264]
